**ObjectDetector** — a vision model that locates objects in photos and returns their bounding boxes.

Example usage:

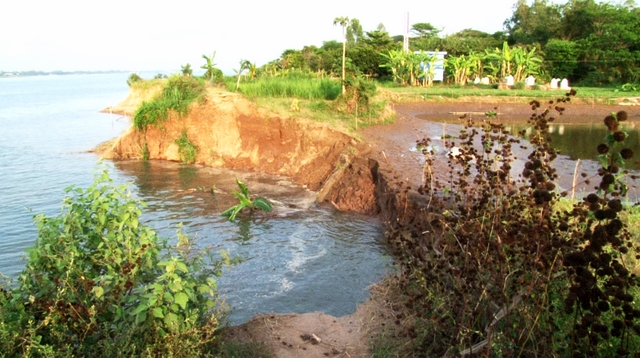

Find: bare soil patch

[224,280,397,358]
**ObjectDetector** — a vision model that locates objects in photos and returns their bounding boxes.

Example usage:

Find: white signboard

[418,51,447,82]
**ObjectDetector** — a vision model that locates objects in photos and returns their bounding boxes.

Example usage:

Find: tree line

[254,0,640,86]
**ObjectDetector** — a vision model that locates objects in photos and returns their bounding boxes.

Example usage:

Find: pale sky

[2,0,528,75]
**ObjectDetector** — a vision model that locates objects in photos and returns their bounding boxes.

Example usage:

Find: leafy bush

[126,73,143,87]
[512,81,526,90]
[133,75,205,131]
[133,97,172,131]
[175,130,198,164]
[619,83,640,92]
[335,73,377,114]
[0,170,228,357]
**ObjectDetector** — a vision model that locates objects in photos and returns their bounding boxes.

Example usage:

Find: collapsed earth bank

[100,86,408,357]
[102,87,382,214]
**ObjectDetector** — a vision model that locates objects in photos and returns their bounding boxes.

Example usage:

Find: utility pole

[403,12,410,52]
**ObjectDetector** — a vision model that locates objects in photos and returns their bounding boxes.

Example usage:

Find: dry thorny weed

[385,90,640,357]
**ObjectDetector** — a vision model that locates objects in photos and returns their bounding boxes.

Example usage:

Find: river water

[0,73,390,324]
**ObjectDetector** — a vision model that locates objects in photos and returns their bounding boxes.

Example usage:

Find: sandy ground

[224,280,397,358]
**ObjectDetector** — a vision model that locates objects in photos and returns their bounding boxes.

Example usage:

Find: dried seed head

[613,131,626,142]
[604,115,618,131]
[602,174,615,185]
[586,193,600,203]
[608,200,623,212]
[617,110,628,122]
[620,148,634,159]
[597,143,609,154]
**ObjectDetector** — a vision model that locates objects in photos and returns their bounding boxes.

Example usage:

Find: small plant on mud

[384,91,640,356]
[175,130,198,164]
[0,169,228,357]
[221,179,272,221]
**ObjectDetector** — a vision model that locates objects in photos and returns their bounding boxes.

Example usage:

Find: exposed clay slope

[102,82,163,116]
[103,88,355,191]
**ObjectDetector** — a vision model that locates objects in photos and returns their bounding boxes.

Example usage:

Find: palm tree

[333,16,350,94]
[247,62,258,79]
[181,63,193,77]
[234,59,252,91]
[201,52,217,82]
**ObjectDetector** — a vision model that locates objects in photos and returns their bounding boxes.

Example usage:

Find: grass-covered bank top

[379,82,636,104]
[132,75,206,131]
[224,70,342,101]
[129,70,393,133]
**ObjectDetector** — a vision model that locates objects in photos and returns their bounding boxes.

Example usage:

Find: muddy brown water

[361,102,640,201]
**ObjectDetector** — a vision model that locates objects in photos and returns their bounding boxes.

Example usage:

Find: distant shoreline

[0,70,129,78]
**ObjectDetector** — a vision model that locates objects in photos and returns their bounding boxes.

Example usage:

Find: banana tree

[446,54,475,85]
[221,179,272,221]
[496,41,513,81]
[414,51,439,87]
[512,47,543,82]
[181,63,192,77]
[201,52,218,82]
[467,51,484,81]
[247,62,258,79]
[333,16,350,94]
[380,49,412,85]
[482,49,501,82]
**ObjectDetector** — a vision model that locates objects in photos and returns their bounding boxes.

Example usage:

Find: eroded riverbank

[101,86,640,357]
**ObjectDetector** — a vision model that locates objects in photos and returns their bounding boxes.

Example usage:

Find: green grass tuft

[133,75,205,131]
[226,74,341,100]
[175,130,198,164]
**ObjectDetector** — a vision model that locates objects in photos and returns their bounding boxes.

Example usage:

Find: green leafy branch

[221,179,272,221]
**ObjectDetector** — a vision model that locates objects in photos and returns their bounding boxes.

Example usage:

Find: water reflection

[420,114,640,171]
[508,123,640,170]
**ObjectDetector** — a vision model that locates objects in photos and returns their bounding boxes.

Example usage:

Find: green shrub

[175,130,198,164]
[133,97,173,131]
[0,170,227,357]
[133,75,205,131]
[512,81,526,90]
[127,73,143,87]
[619,83,640,92]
